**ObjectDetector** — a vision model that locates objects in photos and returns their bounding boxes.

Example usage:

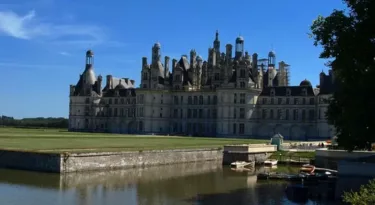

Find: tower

[235,36,244,59]
[152,42,161,65]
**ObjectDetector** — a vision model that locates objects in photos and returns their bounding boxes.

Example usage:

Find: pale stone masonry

[69,31,335,140]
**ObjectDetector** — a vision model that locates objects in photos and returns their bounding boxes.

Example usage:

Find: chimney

[172,59,177,72]
[106,75,112,89]
[97,75,102,95]
[164,56,170,78]
[226,44,232,61]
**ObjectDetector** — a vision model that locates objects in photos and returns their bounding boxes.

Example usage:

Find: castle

[69,31,335,140]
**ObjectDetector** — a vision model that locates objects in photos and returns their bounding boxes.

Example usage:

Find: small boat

[264,159,278,166]
[230,161,252,168]
[300,164,315,174]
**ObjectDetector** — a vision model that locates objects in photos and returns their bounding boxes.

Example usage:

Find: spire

[215,30,219,41]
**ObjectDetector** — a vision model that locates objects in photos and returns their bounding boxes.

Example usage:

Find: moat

[0,161,340,205]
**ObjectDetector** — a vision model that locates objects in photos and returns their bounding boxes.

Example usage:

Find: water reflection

[0,161,340,205]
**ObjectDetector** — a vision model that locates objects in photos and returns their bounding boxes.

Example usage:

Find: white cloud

[0,10,118,47]
[59,51,70,56]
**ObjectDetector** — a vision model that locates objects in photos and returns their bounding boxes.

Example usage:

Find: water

[0,161,340,205]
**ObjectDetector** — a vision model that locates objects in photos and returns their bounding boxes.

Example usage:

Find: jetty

[222,144,277,165]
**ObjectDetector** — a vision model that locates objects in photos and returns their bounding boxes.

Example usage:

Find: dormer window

[302,88,307,96]
[270,88,275,97]
[286,88,291,96]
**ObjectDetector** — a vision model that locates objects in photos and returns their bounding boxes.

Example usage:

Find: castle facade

[69,32,335,140]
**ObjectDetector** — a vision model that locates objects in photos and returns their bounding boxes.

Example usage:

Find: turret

[252,53,258,77]
[97,75,102,95]
[83,50,96,85]
[172,59,178,72]
[142,57,148,68]
[213,30,221,64]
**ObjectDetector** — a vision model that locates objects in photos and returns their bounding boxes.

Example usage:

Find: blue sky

[0,0,346,118]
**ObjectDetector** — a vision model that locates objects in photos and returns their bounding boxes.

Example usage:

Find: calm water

[0,161,340,205]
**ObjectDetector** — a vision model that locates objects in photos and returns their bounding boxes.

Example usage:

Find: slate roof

[260,86,316,96]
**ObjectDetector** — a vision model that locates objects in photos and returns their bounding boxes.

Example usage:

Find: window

[233,123,237,134]
[138,121,143,131]
[302,98,306,105]
[271,98,274,104]
[277,109,282,119]
[286,98,290,105]
[286,89,291,96]
[208,109,211,118]
[240,69,246,78]
[174,109,178,118]
[293,109,299,120]
[193,109,197,118]
[270,89,275,96]
[240,108,245,119]
[213,96,218,104]
[142,72,148,80]
[319,109,321,119]
[188,96,192,105]
[286,109,289,120]
[302,88,307,96]
[270,109,274,119]
[188,109,192,118]
[108,108,112,116]
[199,109,203,118]
[262,109,267,119]
[262,98,267,104]
[193,96,198,105]
[207,96,211,104]
[139,108,144,117]
[214,73,220,80]
[174,74,181,82]
[180,109,183,118]
[140,95,144,104]
[278,98,282,105]
[180,96,183,104]
[142,84,147,88]
[309,109,315,120]
[213,109,217,118]
[114,108,118,116]
[239,123,245,134]
[294,98,299,105]
[240,82,246,88]
[234,108,237,119]
[174,96,179,104]
[302,110,306,120]
[234,94,237,104]
[199,96,203,104]
[120,108,124,116]
[121,98,125,104]
[240,93,246,104]
[109,99,112,104]
[309,98,315,105]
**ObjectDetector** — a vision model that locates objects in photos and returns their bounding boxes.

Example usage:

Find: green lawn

[0,127,268,153]
[270,150,316,160]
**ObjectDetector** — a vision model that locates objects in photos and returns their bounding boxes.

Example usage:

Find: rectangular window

[193,109,197,118]
[174,109,178,118]
[271,98,274,104]
[233,123,237,134]
[240,108,245,119]
[262,109,266,119]
[234,94,237,104]
[309,109,315,120]
[286,98,290,104]
[234,108,237,119]
[302,109,306,120]
[199,109,203,118]
[214,73,220,80]
[294,109,299,120]
[294,98,299,105]
[208,96,211,104]
[239,123,245,134]
[277,109,282,120]
[213,109,217,118]
[140,108,144,117]
[309,98,315,105]
[262,98,267,104]
[286,109,289,120]
[188,109,192,118]
[240,93,246,104]
[115,99,118,104]
[270,109,274,119]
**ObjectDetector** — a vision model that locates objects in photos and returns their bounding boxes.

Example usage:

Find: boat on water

[300,164,315,174]
[230,161,253,168]
[264,159,278,166]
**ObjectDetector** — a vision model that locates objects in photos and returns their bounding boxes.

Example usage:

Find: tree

[343,179,375,204]
[310,0,375,151]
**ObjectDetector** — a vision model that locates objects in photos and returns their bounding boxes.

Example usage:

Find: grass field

[0,127,268,153]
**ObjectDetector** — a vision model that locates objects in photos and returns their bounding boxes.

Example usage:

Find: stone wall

[0,150,61,172]
[222,152,272,165]
[61,148,222,172]
[315,149,375,169]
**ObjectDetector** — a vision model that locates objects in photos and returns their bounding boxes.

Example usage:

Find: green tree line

[0,115,68,129]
